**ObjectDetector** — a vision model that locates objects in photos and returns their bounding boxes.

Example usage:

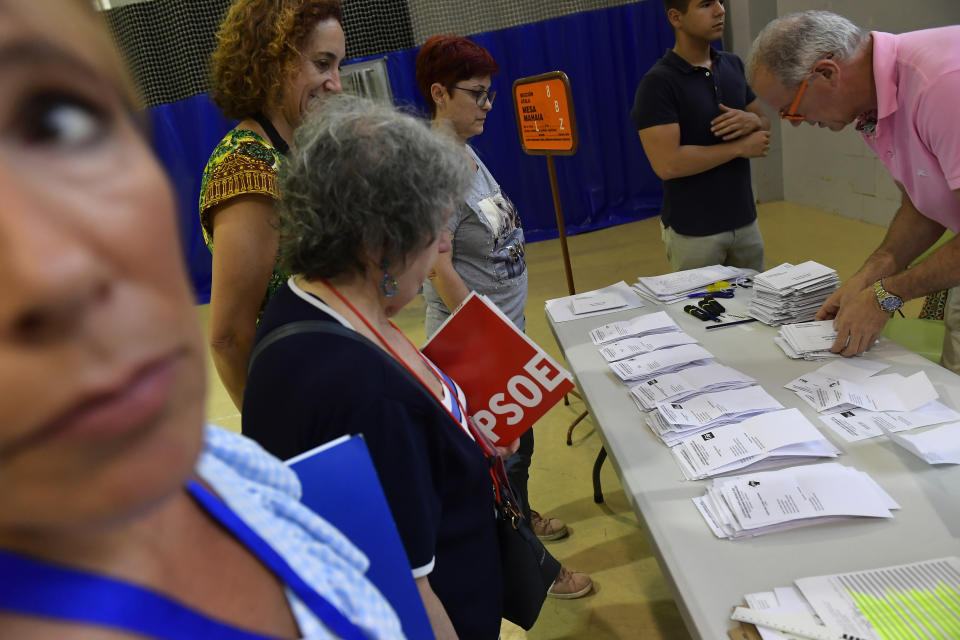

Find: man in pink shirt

[745,10,960,371]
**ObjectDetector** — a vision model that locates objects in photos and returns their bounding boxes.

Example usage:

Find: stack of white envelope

[889,422,960,465]
[599,331,698,362]
[545,280,646,323]
[749,261,839,326]
[774,320,842,360]
[672,408,840,480]
[789,370,937,414]
[645,385,783,446]
[589,310,680,346]
[632,265,755,304]
[629,362,755,411]
[608,343,714,384]
[692,462,900,539]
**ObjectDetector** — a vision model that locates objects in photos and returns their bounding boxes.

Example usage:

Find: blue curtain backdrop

[149,1,674,303]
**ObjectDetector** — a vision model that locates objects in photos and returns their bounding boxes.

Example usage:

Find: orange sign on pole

[512,71,578,156]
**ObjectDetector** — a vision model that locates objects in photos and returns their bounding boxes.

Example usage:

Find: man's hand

[495,438,521,459]
[815,279,861,321]
[711,104,762,140]
[828,286,890,356]
[736,130,771,158]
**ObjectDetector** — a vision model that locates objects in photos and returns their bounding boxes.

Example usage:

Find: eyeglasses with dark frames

[451,86,497,107]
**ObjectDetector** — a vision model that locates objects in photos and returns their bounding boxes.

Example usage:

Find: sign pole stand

[546,155,575,295]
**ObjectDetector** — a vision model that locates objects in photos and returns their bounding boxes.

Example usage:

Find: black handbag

[465,418,561,630]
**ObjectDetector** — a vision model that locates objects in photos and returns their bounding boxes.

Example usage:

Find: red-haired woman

[199,0,345,409]
[416,34,592,600]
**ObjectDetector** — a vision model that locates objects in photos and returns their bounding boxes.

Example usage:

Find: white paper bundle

[889,421,960,464]
[646,385,783,446]
[633,265,755,304]
[672,408,840,480]
[628,363,755,411]
[775,320,842,360]
[749,262,839,326]
[693,462,899,539]
[608,343,713,383]
[589,311,680,345]
[599,331,698,362]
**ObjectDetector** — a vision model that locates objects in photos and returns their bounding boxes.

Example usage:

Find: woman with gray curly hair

[242,94,512,639]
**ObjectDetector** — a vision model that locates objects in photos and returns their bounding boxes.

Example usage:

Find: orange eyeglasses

[779,53,833,122]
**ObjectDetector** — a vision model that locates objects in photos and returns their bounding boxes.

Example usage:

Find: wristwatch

[873,279,904,313]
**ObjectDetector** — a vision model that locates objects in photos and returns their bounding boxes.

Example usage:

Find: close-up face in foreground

[0,0,207,538]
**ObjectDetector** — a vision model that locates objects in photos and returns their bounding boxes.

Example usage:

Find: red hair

[415,35,499,117]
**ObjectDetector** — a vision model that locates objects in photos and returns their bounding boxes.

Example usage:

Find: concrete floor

[199,201,918,639]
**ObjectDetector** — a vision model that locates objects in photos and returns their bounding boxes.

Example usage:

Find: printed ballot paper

[888,421,960,464]
[608,342,713,383]
[628,362,755,411]
[598,331,698,362]
[693,462,899,539]
[647,385,783,446]
[633,264,755,304]
[819,401,960,442]
[545,280,645,323]
[793,371,938,414]
[589,311,679,345]
[672,408,839,480]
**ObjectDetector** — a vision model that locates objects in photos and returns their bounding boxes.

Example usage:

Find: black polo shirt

[631,48,758,237]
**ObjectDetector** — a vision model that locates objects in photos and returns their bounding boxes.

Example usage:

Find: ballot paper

[794,371,938,414]
[819,401,960,442]
[749,262,839,326]
[589,311,680,345]
[672,409,840,480]
[888,421,960,464]
[776,320,841,359]
[646,385,784,446]
[693,462,899,539]
[608,343,713,383]
[628,363,756,411]
[795,557,960,640]
[743,587,822,640]
[632,265,755,304]
[545,281,646,322]
[598,331,698,362]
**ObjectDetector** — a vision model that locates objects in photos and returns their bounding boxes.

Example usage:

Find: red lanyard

[317,279,503,500]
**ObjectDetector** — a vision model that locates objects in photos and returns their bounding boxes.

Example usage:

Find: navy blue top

[242,282,503,639]
[630,48,758,237]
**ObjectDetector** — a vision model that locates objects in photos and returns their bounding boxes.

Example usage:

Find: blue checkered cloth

[196,425,405,639]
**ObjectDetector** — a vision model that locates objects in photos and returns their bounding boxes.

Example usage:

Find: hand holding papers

[672,409,840,480]
[749,262,839,326]
[628,363,755,411]
[693,463,899,539]
[589,311,679,345]
[545,281,645,323]
[888,421,960,464]
[775,320,842,360]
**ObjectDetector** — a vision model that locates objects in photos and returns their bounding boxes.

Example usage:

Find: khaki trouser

[661,219,765,273]
[941,286,960,374]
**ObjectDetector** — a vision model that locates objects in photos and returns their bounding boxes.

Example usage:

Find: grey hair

[746,10,868,88]
[277,94,473,279]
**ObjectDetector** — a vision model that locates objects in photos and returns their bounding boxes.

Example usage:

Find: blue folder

[287,435,431,638]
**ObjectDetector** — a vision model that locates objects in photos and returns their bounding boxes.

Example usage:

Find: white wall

[771,1,960,225]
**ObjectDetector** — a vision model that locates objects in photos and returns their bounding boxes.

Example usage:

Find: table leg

[593,447,607,504]
[565,410,589,445]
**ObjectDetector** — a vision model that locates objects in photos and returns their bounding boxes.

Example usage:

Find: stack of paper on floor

[608,343,713,384]
[628,363,755,411]
[589,310,680,345]
[748,261,839,325]
[632,265,755,304]
[693,462,899,539]
[598,331,698,362]
[545,280,646,323]
[774,320,842,359]
[645,385,783,446]
[672,409,840,480]
[889,421,960,464]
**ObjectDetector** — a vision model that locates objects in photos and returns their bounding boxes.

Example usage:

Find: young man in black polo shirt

[631,0,771,271]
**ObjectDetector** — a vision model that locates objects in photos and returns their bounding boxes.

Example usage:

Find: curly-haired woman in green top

[200,0,345,409]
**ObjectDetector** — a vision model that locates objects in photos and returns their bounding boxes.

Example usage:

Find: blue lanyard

[0,482,370,640]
